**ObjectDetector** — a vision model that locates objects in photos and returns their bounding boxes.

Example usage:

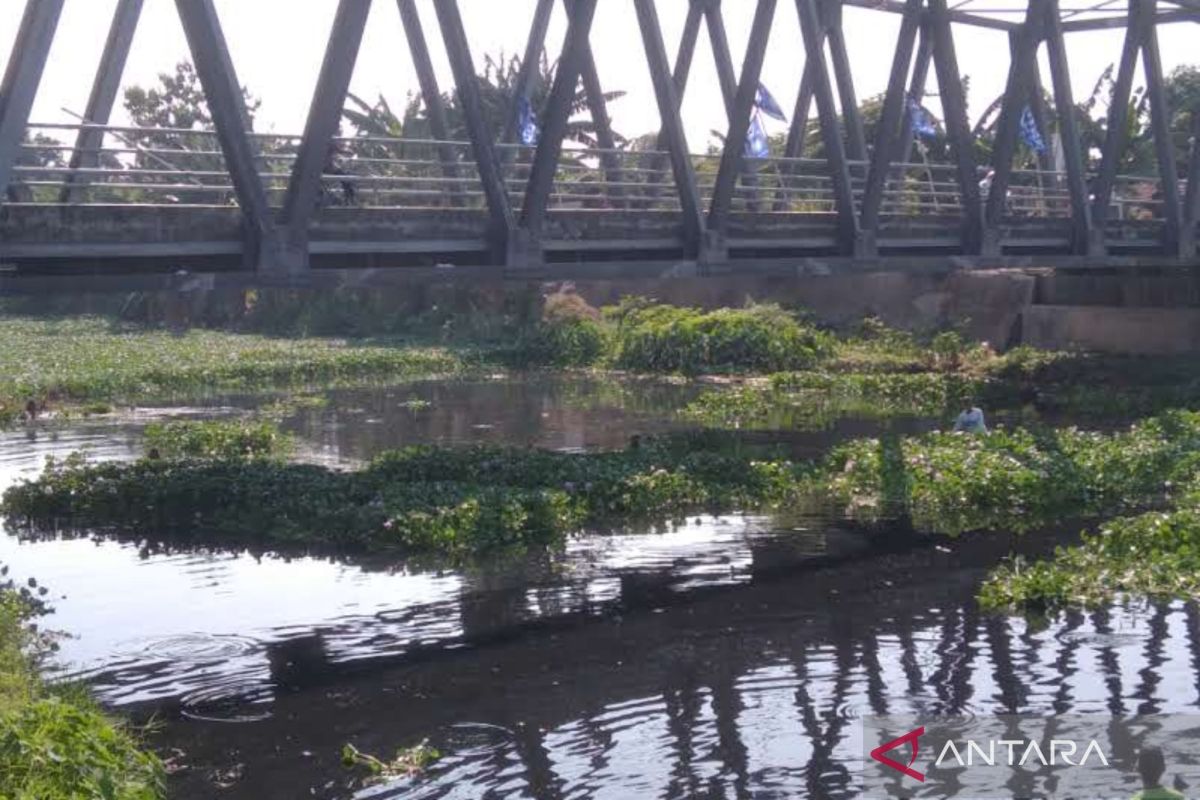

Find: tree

[5,133,67,203]
[1165,65,1200,176]
[121,61,277,204]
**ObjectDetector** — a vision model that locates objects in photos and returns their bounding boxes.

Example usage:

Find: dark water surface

[0,376,1187,799]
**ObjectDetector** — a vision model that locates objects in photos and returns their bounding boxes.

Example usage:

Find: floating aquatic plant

[342,740,442,784]
[143,419,293,460]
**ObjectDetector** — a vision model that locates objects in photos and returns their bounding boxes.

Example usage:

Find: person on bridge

[323,143,357,207]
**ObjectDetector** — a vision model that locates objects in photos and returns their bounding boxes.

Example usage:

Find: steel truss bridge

[0,0,1199,287]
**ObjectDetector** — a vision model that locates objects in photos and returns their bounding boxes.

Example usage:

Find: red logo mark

[870,726,926,783]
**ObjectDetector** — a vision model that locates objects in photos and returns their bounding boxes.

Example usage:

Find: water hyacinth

[143,419,293,460]
[979,508,1200,612]
[0,315,467,424]
[825,411,1200,536]
[683,371,986,430]
[2,440,815,559]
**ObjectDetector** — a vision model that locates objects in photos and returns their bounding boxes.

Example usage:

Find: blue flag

[517,96,540,147]
[755,83,788,123]
[1020,106,1046,154]
[907,96,938,141]
[744,111,770,159]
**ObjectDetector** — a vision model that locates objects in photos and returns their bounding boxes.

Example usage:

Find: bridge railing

[6,123,1190,229]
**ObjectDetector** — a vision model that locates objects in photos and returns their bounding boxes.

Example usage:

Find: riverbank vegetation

[0,589,164,799]
[511,295,834,373]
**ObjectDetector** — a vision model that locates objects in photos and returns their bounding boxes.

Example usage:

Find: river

[0,375,1192,798]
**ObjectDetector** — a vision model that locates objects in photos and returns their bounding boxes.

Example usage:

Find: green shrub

[517,317,609,367]
[605,301,833,375]
[929,330,967,370]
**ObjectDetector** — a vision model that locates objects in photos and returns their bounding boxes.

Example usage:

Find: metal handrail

[9,122,1190,224]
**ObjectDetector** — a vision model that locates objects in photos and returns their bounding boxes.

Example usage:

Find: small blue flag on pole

[1020,106,1046,154]
[907,96,938,141]
[745,111,770,159]
[755,83,788,123]
[517,96,540,146]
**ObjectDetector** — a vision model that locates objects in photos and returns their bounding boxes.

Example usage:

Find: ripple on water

[124,633,261,663]
[178,681,276,724]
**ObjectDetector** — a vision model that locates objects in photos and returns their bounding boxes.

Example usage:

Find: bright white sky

[0,1,1194,150]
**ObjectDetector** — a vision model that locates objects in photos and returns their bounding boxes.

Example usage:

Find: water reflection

[343,600,1200,800]
[281,376,702,460]
[0,512,867,721]
[0,415,869,722]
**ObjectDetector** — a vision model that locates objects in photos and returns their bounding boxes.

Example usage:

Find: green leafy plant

[0,590,165,799]
[979,508,1200,612]
[825,411,1200,536]
[2,439,813,559]
[143,419,293,460]
[605,301,834,375]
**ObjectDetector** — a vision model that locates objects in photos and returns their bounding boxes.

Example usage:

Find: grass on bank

[0,315,469,426]
[0,590,164,799]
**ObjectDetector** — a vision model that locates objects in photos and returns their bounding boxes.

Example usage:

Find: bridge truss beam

[0,0,63,204]
[60,0,142,206]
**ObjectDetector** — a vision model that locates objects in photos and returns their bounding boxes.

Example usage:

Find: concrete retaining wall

[1024,306,1200,355]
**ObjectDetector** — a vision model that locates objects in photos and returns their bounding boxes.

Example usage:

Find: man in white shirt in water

[953,406,988,434]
